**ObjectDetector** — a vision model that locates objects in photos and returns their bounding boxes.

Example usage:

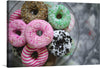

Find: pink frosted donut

[9,9,21,23]
[9,19,26,47]
[65,13,75,32]
[25,19,54,48]
[21,45,48,67]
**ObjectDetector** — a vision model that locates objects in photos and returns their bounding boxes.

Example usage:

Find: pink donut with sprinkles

[21,45,48,67]
[65,13,75,32]
[25,19,54,48]
[9,19,26,47]
[9,9,21,23]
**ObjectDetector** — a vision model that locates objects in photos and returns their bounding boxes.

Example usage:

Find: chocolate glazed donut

[21,1,48,24]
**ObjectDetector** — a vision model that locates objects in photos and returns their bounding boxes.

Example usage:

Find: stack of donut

[8,1,75,67]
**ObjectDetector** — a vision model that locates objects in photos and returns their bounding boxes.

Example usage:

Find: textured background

[7,1,100,67]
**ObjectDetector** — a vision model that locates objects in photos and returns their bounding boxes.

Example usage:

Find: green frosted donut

[48,5,71,29]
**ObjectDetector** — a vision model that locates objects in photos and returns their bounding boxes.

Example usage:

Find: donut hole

[30,8,38,15]
[56,13,62,19]
[31,51,38,59]
[14,30,21,36]
[56,39,65,47]
[36,30,43,36]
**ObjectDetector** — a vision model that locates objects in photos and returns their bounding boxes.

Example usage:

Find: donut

[64,40,75,56]
[25,19,54,48]
[48,30,72,57]
[21,45,48,67]
[9,9,21,23]
[65,13,75,32]
[48,5,71,29]
[9,19,26,47]
[44,2,58,9]
[21,1,48,24]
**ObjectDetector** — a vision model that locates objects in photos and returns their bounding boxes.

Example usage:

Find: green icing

[48,5,71,29]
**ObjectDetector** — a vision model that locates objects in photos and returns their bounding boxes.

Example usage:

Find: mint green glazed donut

[48,5,71,29]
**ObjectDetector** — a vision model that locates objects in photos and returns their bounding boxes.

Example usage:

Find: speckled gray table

[7,1,100,67]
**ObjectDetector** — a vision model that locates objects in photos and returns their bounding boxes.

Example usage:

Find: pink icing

[21,45,48,67]
[65,13,75,32]
[9,9,21,23]
[9,19,26,47]
[25,19,54,48]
